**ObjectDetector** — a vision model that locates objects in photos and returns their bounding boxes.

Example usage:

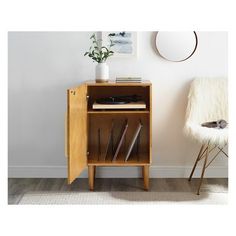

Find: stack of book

[116,77,142,83]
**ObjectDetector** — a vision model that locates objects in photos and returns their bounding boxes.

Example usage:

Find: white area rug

[19,191,227,205]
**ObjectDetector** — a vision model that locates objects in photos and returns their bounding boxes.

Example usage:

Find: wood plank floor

[8,178,228,204]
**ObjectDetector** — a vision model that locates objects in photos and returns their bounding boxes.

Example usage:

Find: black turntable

[96,95,142,104]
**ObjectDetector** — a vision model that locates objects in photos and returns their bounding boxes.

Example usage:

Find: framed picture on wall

[101,31,138,58]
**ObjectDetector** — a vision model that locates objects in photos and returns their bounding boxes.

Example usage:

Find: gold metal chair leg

[197,144,209,195]
[188,142,227,195]
[188,144,205,181]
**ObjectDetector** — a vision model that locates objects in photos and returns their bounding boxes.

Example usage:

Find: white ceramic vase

[95,62,109,82]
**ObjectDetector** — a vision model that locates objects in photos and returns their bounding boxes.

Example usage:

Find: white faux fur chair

[184,77,228,195]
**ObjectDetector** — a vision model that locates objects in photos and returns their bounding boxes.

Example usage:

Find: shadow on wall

[150,32,162,58]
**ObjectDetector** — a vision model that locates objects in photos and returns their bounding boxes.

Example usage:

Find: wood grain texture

[67,84,87,184]
[88,154,150,166]
[88,166,95,191]
[149,84,152,163]
[65,113,68,157]
[143,165,149,190]
[67,81,152,189]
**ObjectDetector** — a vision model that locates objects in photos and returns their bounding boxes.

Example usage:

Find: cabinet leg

[143,165,149,191]
[88,165,95,191]
[94,166,96,178]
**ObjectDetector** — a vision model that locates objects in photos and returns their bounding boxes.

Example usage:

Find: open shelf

[87,113,150,166]
[88,110,150,114]
[87,85,150,112]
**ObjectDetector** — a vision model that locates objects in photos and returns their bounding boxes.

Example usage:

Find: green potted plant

[84,33,115,82]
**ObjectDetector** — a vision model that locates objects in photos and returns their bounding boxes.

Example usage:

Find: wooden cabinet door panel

[67,84,87,184]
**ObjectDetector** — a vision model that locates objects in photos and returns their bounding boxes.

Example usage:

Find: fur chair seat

[184,77,228,146]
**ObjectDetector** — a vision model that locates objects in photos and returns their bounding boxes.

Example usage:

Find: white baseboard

[8,165,228,178]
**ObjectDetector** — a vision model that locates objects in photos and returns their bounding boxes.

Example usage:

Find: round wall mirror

[155,31,198,62]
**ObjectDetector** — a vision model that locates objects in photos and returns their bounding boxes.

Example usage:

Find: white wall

[8,31,228,178]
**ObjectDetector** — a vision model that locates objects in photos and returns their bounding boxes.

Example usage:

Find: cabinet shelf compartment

[87,85,150,112]
[87,113,150,166]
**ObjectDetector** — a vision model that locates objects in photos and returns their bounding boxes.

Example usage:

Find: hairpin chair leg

[197,144,209,195]
[188,144,205,181]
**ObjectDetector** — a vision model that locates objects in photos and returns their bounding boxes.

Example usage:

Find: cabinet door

[67,84,87,184]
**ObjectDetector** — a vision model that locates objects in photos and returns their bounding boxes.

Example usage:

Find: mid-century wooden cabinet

[66,80,152,190]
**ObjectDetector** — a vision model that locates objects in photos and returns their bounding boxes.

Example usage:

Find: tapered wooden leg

[94,166,96,178]
[197,145,209,195]
[88,165,95,191]
[188,144,205,181]
[141,166,144,178]
[143,165,149,191]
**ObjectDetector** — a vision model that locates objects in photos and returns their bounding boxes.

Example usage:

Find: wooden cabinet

[66,81,152,190]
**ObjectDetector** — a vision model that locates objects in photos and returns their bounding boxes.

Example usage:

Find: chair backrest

[185,77,228,124]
